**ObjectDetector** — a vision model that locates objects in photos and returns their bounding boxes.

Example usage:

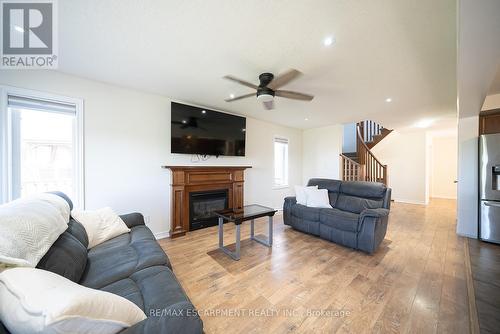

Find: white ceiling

[58,0,457,129]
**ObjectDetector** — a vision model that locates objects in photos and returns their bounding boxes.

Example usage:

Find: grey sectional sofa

[0,192,203,334]
[283,179,391,253]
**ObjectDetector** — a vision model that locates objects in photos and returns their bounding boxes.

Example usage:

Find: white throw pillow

[0,267,146,334]
[72,207,130,249]
[305,188,333,208]
[294,185,318,205]
[0,193,70,268]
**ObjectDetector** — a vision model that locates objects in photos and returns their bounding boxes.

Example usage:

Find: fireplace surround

[162,165,251,238]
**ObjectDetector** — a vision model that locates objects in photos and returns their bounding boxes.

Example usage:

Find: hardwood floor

[159,199,470,334]
[468,238,500,333]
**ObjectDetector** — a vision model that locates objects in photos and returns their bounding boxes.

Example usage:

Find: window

[0,88,83,207]
[274,137,289,187]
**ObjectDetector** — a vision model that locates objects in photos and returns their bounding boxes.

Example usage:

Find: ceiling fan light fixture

[257,93,274,102]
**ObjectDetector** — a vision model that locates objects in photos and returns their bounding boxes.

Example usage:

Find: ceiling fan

[223,69,314,110]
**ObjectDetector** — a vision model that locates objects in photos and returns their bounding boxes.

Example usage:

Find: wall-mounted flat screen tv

[171,102,246,156]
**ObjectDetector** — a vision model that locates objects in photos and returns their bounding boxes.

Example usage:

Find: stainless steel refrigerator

[480,133,500,244]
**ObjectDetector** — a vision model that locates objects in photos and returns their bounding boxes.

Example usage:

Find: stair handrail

[355,123,388,185]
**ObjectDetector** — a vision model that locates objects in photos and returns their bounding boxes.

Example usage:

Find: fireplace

[189,189,228,230]
[162,165,251,238]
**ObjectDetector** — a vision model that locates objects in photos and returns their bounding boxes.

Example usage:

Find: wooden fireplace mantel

[162,165,252,238]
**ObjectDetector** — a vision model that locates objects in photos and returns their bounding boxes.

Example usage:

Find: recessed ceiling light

[323,36,335,47]
[14,25,24,33]
[413,119,434,128]
[229,94,235,99]
[305,118,309,121]
[201,110,206,114]
[385,98,392,103]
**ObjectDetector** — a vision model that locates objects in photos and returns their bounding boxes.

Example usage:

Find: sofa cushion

[335,181,387,214]
[307,178,342,206]
[36,231,88,282]
[291,204,320,221]
[335,195,384,214]
[79,226,170,289]
[102,266,203,334]
[66,219,89,248]
[319,208,360,232]
[340,181,387,198]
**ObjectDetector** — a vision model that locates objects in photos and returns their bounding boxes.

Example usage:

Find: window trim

[273,135,289,189]
[0,86,85,208]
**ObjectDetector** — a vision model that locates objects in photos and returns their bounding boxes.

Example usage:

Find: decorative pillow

[305,188,333,208]
[0,268,146,334]
[0,193,70,267]
[72,207,130,249]
[294,185,318,205]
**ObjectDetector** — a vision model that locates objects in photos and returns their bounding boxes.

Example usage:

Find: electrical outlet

[145,215,151,225]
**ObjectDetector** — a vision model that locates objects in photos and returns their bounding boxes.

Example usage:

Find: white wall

[457,116,479,237]
[371,130,428,204]
[430,134,458,199]
[302,125,343,184]
[0,71,302,237]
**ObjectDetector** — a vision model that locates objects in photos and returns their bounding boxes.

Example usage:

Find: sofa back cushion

[36,231,88,283]
[66,219,89,248]
[335,181,388,214]
[307,179,342,206]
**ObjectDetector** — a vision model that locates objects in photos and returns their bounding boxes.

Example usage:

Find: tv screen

[171,102,246,156]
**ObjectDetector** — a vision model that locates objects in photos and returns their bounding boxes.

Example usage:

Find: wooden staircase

[340,120,392,185]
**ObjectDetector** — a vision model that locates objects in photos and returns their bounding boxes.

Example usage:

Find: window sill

[272,185,289,190]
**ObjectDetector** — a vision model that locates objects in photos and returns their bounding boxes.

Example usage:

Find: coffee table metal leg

[218,220,241,261]
[218,217,223,248]
[251,215,273,247]
[250,219,255,238]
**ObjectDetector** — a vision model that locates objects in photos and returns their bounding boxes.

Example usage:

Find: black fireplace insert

[189,189,229,230]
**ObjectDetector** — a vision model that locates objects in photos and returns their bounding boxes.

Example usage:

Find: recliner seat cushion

[79,226,170,289]
[319,208,359,232]
[101,266,203,334]
[291,204,320,221]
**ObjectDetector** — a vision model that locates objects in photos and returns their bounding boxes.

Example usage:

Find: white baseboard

[393,199,427,205]
[431,196,457,200]
[154,231,170,240]
[456,231,478,239]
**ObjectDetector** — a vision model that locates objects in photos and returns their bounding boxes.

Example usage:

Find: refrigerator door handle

[484,201,500,208]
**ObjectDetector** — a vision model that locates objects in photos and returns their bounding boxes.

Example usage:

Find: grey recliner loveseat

[283,179,391,253]
[0,192,203,334]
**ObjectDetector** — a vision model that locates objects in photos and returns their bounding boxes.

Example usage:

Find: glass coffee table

[214,204,277,261]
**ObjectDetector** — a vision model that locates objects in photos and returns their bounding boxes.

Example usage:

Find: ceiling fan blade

[263,100,274,110]
[223,75,258,89]
[225,93,255,102]
[275,90,314,101]
[268,69,302,89]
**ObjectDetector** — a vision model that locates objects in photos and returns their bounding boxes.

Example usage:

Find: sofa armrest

[283,197,297,226]
[360,208,389,220]
[357,208,390,254]
[120,213,145,228]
